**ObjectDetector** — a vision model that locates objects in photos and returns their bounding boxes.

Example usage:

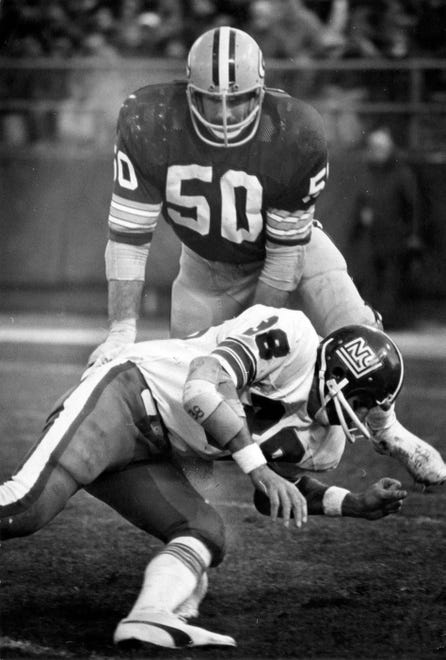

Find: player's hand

[355,477,407,520]
[83,338,129,378]
[249,464,307,528]
[82,319,136,380]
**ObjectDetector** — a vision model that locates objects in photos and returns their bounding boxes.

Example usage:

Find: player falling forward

[2,305,410,649]
[88,25,446,488]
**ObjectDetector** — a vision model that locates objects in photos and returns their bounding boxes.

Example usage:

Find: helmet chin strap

[317,340,371,443]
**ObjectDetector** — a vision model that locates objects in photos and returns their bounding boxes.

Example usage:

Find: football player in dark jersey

[2,306,409,649]
[86,26,445,487]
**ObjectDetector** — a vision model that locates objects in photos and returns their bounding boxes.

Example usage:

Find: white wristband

[322,486,350,516]
[232,444,267,474]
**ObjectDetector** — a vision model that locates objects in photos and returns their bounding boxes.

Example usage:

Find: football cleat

[113,609,236,649]
[371,421,446,485]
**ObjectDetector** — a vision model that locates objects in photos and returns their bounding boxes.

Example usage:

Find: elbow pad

[105,239,150,281]
[183,357,246,448]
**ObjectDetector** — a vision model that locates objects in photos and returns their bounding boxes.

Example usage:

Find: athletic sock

[127,535,211,616]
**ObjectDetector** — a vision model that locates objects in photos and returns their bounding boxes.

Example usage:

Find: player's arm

[86,237,158,371]
[182,354,308,529]
[252,239,305,308]
[86,99,163,371]
[254,474,407,520]
[253,127,328,307]
[86,277,144,367]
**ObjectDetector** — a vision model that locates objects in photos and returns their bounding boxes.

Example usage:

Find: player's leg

[170,245,261,338]
[0,362,158,539]
[87,461,234,648]
[295,226,446,485]
[293,225,378,334]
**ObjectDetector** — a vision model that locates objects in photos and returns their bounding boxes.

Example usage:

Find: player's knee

[0,500,49,540]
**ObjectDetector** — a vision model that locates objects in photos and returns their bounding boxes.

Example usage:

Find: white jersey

[120,305,344,470]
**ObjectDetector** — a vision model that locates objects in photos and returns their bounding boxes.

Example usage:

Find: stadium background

[1,0,446,322]
[1,2,446,660]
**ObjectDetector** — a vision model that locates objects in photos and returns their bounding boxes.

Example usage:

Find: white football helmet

[186,26,265,148]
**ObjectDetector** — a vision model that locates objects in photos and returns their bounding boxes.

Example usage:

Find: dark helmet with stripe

[315,325,404,442]
[186,26,265,148]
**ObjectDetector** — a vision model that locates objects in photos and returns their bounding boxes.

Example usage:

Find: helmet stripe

[212,28,220,87]
[228,28,236,85]
[218,26,230,90]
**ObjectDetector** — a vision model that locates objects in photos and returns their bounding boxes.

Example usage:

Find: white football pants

[170,226,376,339]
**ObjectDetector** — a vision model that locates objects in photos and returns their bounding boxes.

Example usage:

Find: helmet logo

[336,338,382,378]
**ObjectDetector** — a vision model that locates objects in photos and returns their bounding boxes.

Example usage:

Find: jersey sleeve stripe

[111,200,160,218]
[266,224,313,245]
[212,338,257,388]
[109,216,158,231]
[108,194,160,236]
[266,206,314,227]
[111,193,162,213]
[109,229,153,245]
[266,219,313,238]
[266,207,315,244]
[266,233,312,246]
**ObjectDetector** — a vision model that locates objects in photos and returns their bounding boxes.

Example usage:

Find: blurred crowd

[1,0,445,61]
[1,0,445,150]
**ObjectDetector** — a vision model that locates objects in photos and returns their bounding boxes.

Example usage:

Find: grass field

[1,350,446,660]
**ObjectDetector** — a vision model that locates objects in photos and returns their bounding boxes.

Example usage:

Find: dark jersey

[108,82,328,263]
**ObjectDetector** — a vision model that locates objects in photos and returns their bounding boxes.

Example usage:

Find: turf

[1,356,446,660]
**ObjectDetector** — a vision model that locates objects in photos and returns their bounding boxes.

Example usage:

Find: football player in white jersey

[2,306,411,649]
[87,25,445,489]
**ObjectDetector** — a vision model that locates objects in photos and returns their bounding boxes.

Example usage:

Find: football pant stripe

[0,363,133,512]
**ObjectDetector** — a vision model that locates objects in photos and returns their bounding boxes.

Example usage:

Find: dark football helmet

[186,26,265,148]
[315,325,404,442]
